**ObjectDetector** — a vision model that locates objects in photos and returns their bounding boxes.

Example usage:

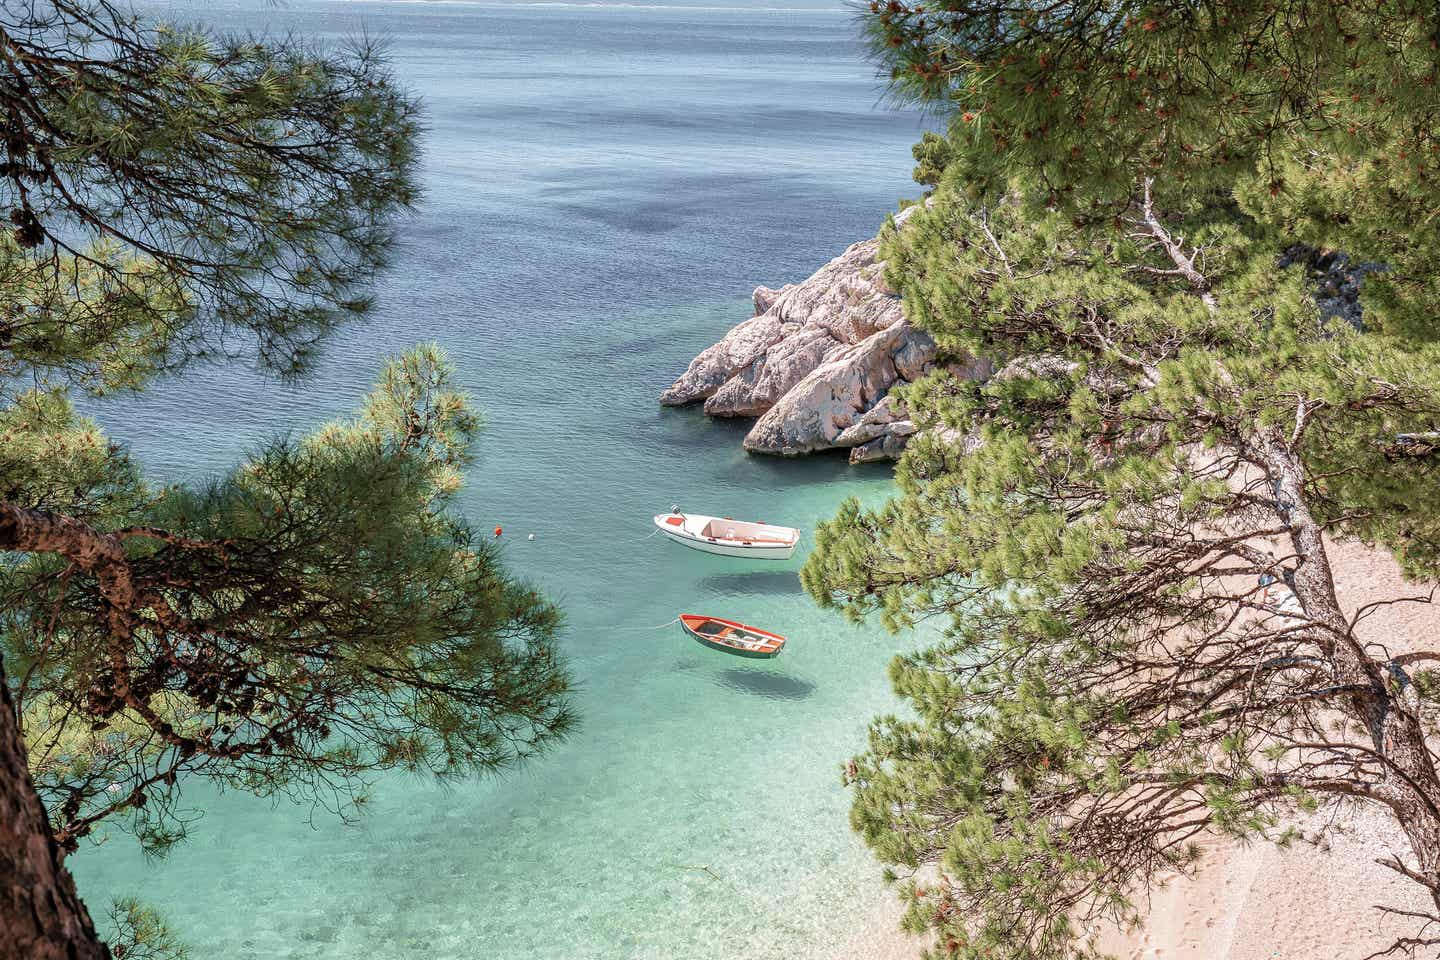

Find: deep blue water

[69,2,933,957]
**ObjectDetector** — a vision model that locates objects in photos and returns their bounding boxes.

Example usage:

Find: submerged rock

[662,206,987,460]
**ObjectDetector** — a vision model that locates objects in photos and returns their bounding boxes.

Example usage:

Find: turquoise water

[69,2,931,957]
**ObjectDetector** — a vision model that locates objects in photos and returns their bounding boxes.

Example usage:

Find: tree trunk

[0,653,110,960]
[1261,431,1440,906]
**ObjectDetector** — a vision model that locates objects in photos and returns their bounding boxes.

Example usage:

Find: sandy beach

[845,537,1440,960]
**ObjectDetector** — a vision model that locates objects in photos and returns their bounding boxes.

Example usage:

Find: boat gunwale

[678,613,786,646]
[654,513,799,548]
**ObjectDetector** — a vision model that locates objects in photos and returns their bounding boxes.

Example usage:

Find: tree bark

[1258,430,1440,906]
[0,653,110,960]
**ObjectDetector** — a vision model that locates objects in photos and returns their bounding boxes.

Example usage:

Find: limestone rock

[703,325,848,417]
[741,322,936,456]
[1277,245,1385,331]
[658,313,789,406]
[849,430,913,463]
[661,203,982,461]
[753,284,787,315]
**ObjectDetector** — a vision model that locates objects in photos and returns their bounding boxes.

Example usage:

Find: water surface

[71,2,931,957]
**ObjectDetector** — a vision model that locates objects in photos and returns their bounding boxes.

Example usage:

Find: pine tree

[804,2,1440,957]
[0,3,572,956]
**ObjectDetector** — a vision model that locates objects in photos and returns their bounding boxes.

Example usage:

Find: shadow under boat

[711,667,816,702]
[695,571,802,596]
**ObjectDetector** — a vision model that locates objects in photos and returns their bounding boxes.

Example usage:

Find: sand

[844,538,1440,960]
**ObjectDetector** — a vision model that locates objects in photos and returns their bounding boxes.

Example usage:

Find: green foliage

[863,0,1440,197]
[861,0,1440,352]
[106,898,186,960]
[6,348,573,854]
[0,388,143,519]
[0,237,189,395]
[911,131,956,190]
[808,184,1440,955]
[0,0,421,386]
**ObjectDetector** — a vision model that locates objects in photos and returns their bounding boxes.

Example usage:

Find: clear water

[67,2,932,956]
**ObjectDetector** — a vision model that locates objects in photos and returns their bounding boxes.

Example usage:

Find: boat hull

[686,628,782,658]
[659,529,796,560]
[653,513,799,560]
[678,614,786,659]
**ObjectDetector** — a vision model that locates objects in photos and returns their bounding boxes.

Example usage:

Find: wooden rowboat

[653,509,800,560]
[679,614,786,659]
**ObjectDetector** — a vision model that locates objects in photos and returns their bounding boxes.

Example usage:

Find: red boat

[678,614,786,659]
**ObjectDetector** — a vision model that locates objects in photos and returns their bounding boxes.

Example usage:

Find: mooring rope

[644,617,681,630]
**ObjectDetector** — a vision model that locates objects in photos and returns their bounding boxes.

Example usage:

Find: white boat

[653,508,800,560]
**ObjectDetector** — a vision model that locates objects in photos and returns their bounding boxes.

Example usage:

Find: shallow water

[69,1,932,956]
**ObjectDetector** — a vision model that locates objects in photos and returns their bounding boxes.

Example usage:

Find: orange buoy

[493,526,503,537]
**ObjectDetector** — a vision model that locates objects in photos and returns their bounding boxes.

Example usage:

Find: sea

[68,1,934,957]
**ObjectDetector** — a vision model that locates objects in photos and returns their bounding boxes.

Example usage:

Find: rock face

[1277,245,1385,331]
[742,321,934,456]
[661,207,988,461]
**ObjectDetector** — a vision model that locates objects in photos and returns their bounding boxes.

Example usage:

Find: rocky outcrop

[659,220,908,411]
[664,212,1384,464]
[741,321,933,456]
[658,312,791,408]
[662,207,988,461]
[844,396,918,462]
